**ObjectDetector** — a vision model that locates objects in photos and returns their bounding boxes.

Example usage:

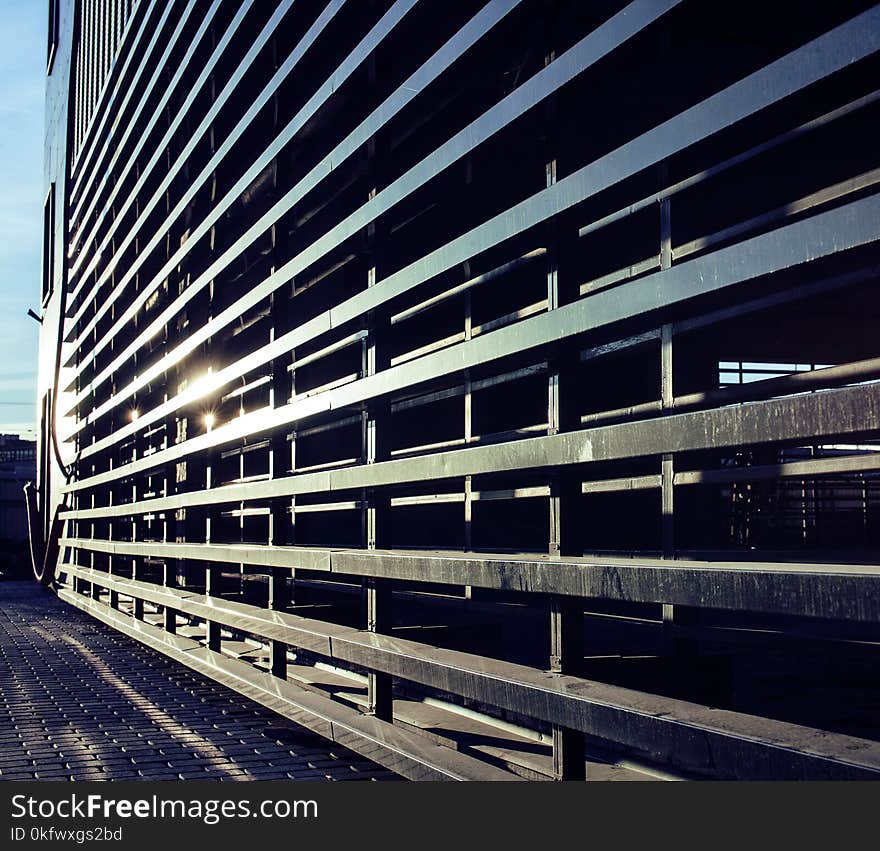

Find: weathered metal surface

[64,193,880,475]
[68,0,255,262]
[58,585,519,781]
[39,1,880,781]
[60,566,880,780]
[66,0,668,407]
[61,544,880,621]
[63,382,880,501]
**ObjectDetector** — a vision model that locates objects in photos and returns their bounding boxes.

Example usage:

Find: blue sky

[0,0,43,439]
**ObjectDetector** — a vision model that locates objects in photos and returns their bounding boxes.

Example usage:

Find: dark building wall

[0,436,37,543]
[0,435,37,575]
[40,1,880,780]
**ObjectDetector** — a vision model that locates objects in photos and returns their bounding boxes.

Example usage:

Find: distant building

[0,434,36,562]
[0,433,37,466]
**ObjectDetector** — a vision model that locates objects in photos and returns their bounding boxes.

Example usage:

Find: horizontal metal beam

[676,266,880,342]
[66,0,355,333]
[61,568,880,780]
[332,10,880,328]
[65,381,880,520]
[674,452,880,486]
[58,586,517,781]
[60,539,880,621]
[67,8,879,436]
[584,356,880,427]
[582,474,661,493]
[69,0,228,255]
[581,453,880,491]
[68,0,667,419]
[68,0,271,295]
[69,190,880,477]
[67,0,523,368]
[672,166,880,266]
[576,88,880,241]
[674,357,880,412]
[70,0,158,192]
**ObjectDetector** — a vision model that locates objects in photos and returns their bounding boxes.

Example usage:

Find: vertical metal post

[89,458,96,594]
[163,561,176,634]
[107,459,114,595]
[362,378,393,716]
[463,276,474,599]
[269,568,289,679]
[361,120,393,718]
[660,184,677,638]
[365,577,393,719]
[661,451,677,641]
[658,185,695,650]
[132,477,143,623]
[548,590,586,780]
[546,140,584,778]
[205,564,221,653]
[130,419,139,617]
[660,194,672,273]
[549,462,586,780]
[463,474,473,550]
[132,581,144,620]
[201,412,222,651]
[550,597,583,675]
[661,322,675,561]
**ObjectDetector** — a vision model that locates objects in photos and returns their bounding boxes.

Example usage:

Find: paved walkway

[0,581,396,781]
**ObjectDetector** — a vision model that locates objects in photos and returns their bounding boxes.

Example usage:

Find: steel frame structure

[36,0,880,780]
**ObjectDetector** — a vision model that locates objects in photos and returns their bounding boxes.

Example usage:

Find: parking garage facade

[37,0,880,779]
